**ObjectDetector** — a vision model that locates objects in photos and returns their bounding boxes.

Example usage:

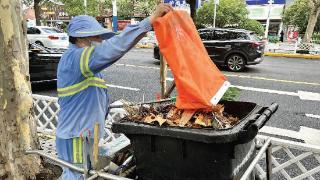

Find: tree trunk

[0,0,41,179]
[34,0,41,26]
[303,6,320,43]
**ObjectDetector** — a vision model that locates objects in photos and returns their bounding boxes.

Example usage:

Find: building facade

[246,0,286,39]
[24,1,71,29]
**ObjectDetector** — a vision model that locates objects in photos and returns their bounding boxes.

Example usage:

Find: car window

[249,33,261,41]
[27,28,34,34]
[199,31,211,41]
[213,30,228,40]
[229,32,249,40]
[41,27,62,33]
[27,27,40,34]
[35,28,41,34]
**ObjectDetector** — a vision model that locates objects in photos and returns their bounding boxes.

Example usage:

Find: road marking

[299,126,320,145]
[260,126,320,145]
[225,74,320,86]
[166,77,320,101]
[113,63,320,87]
[259,126,302,140]
[305,114,320,119]
[115,63,160,70]
[231,85,298,96]
[298,91,320,101]
[106,83,140,91]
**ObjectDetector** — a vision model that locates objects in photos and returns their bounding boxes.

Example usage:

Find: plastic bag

[153,11,230,110]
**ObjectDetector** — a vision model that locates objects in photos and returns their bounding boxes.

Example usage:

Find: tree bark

[303,3,320,43]
[34,0,41,26]
[0,0,41,179]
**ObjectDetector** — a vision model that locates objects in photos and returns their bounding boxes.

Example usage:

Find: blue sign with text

[164,0,187,7]
[246,0,286,5]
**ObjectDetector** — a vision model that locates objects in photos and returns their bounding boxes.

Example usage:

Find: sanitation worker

[56,4,173,179]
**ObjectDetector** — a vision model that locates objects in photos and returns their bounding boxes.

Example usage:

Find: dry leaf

[144,114,157,123]
[195,114,212,127]
[154,115,167,126]
[125,103,240,129]
[212,104,224,115]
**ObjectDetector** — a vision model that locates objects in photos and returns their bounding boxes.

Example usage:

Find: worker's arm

[87,4,173,74]
[88,17,152,73]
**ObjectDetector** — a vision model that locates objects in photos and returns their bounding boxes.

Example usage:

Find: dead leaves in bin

[123,104,239,129]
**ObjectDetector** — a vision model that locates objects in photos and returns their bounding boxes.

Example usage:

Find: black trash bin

[112,101,278,180]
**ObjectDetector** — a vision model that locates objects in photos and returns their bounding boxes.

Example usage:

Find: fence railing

[32,94,320,180]
[266,42,320,55]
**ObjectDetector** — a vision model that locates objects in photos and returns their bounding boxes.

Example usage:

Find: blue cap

[68,15,115,40]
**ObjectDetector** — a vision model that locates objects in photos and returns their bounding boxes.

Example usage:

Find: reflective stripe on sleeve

[58,77,107,97]
[80,46,95,78]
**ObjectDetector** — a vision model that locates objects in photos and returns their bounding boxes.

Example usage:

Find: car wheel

[35,41,44,47]
[226,54,245,72]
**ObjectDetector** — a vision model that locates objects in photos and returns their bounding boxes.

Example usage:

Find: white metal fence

[266,42,320,54]
[32,94,320,180]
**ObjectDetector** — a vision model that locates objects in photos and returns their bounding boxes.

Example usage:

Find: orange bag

[153,11,230,110]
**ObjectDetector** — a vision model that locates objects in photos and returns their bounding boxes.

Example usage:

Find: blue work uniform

[56,18,152,180]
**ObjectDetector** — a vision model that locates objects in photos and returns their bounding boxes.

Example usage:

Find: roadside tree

[303,0,320,42]
[283,0,320,42]
[196,0,248,28]
[61,0,103,16]
[239,19,264,36]
[135,0,158,17]
[0,0,41,179]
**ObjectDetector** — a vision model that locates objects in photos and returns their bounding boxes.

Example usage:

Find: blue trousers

[56,137,93,180]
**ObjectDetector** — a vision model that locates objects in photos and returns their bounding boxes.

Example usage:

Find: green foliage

[222,87,241,101]
[116,0,134,19]
[196,0,248,28]
[283,0,320,33]
[239,19,264,36]
[312,33,320,44]
[268,36,280,43]
[116,0,157,19]
[59,0,102,16]
[135,0,157,17]
[196,0,264,35]
[283,0,309,33]
[59,0,157,19]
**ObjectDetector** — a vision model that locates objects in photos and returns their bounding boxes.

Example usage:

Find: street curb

[264,52,320,60]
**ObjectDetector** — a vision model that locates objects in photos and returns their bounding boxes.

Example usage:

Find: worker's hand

[150,3,173,24]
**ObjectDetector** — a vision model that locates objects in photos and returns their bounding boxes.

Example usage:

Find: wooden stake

[92,123,100,169]
[164,81,176,98]
[179,110,196,127]
[160,54,168,99]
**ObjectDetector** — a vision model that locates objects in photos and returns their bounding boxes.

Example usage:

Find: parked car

[27,26,69,49]
[154,28,265,72]
[29,43,64,82]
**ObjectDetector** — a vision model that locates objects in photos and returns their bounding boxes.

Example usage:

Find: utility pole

[213,0,219,28]
[112,0,118,32]
[84,0,87,15]
[264,0,274,38]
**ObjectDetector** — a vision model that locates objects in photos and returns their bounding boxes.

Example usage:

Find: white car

[27,26,69,49]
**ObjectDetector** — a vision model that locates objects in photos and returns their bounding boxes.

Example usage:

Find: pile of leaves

[123,103,240,129]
